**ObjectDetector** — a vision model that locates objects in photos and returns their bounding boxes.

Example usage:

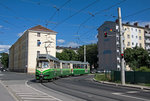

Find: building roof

[28,25,57,33]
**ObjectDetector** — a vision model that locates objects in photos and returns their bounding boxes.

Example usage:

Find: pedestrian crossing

[2,81,62,101]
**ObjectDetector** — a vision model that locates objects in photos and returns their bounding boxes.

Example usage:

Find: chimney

[126,22,130,24]
[145,25,149,29]
[115,19,119,24]
[134,22,138,26]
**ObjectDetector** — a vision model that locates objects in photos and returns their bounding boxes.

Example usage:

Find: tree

[56,49,78,61]
[124,47,150,70]
[77,44,98,69]
[0,53,9,68]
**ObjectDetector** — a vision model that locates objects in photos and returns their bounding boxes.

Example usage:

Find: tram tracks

[40,78,122,101]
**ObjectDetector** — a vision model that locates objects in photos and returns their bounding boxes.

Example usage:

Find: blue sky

[0,0,150,52]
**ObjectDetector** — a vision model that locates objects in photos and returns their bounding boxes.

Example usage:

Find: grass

[94,73,111,81]
[94,74,150,87]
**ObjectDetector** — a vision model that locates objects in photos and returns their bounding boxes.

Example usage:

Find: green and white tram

[36,54,90,82]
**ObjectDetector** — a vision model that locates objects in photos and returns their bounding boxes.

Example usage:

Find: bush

[135,67,150,72]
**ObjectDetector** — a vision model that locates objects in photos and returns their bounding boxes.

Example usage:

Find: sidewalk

[93,78,150,91]
[0,80,16,101]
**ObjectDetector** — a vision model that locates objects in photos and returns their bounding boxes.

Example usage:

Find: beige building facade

[9,25,57,73]
[123,22,145,49]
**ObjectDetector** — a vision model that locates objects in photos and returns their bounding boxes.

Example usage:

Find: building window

[135,29,137,32]
[37,32,40,37]
[136,36,138,38]
[132,42,134,45]
[139,36,141,40]
[139,30,141,33]
[136,43,138,46]
[131,28,133,31]
[139,43,142,47]
[37,40,41,46]
[132,35,134,38]
[127,42,130,46]
[127,34,130,38]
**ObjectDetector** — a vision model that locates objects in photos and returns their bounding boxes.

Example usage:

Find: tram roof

[37,54,59,61]
[59,60,89,64]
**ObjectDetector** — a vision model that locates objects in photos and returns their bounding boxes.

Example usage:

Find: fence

[111,71,150,83]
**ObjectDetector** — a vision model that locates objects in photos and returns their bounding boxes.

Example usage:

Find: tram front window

[37,61,49,68]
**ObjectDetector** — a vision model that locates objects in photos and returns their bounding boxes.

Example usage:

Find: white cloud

[57,39,65,44]
[18,32,24,37]
[66,42,80,48]
[0,45,11,53]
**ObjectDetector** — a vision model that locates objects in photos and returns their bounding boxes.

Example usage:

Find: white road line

[112,92,150,101]
[19,94,48,97]
[126,91,139,94]
[25,80,62,101]
[21,97,54,100]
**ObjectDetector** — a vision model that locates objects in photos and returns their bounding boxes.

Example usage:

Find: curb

[93,78,150,91]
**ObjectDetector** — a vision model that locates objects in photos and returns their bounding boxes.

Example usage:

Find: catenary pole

[118,7,125,85]
[84,45,86,62]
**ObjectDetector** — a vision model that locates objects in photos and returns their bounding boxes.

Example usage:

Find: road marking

[0,80,19,101]
[126,91,139,94]
[112,92,150,101]
[25,80,62,101]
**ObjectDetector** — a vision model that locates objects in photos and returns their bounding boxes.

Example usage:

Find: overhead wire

[123,7,150,19]
[52,0,100,29]
[46,0,71,27]
[0,2,38,26]
[76,0,127,44]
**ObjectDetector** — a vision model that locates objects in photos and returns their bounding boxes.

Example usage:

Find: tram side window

[62,63,68,68]
[73,64,77,68]
[85,64,87,69]
[50,60,54,68]
[77,64,80,68]
[57,62,60,68]
[68,63,70,68]
[81,64,84,68]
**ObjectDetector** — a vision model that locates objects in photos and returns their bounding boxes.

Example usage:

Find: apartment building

[97,21,145,71]
[144,25,150,51]
[9,25,57,73]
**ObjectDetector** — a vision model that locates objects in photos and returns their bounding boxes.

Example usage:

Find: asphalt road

[1,72,150,101]
[39,74,150,101]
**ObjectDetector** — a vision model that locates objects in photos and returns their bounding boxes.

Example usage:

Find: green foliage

[0,53,9,68]
[94,73,110,81]
[56,49,78,61]
[56,44,98,69]
[124,47,150,69]
[135,67,150,72]
[77,44,98,69]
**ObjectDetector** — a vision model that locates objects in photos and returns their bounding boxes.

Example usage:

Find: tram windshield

[37,61,50,68]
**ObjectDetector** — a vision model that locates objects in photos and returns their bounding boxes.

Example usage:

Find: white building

[9,25,57,73]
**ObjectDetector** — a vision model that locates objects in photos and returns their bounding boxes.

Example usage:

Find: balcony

[146,46,150,50]
[145,40,150,43]
[145,33,150,37]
